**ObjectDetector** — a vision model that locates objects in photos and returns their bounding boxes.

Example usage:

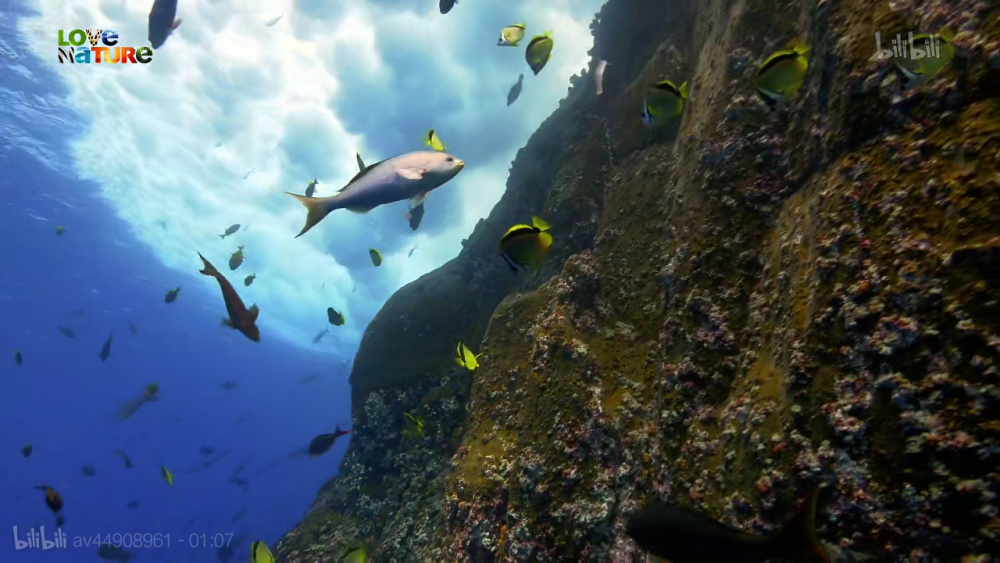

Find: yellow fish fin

[531,216,551,231]
[539,232,553,252]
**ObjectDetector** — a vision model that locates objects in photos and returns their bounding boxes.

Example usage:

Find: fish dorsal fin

[342,158,387,190]
[783,37,809,54]
[249,304,260,320]
[171,18,183,32]
[531,216,551,231]
[757,43,808,76]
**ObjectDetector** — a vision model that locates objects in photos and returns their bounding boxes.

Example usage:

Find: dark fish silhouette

[312,328,329,344]
[34,485,63,513]
[626,488,828,563]
[165,287,181,303]
[199,446,215,456]
[308,426,352,457]
[407,202,425,231]
[197,252,260,342]
[219,224,240,239]
[81,465,97,477]
[128,321,139,335]
[98,332,113,361]
[440,0,457,13]
[507,73,524,106]
[114,450,133,468]
[147,0,182,50]
[57,326,75,338]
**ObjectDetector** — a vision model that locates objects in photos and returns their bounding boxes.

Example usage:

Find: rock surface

[275,0,1000,560]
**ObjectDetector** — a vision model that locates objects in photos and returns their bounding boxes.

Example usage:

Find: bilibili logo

[12,526,68,550]
[874,31,945,60]
[57,29,153,64]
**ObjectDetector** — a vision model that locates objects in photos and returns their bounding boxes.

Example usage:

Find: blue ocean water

[0,4,353,562]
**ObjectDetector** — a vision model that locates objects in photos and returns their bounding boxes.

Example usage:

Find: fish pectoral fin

[171,18,183,31]
[397,168,425,181]
[408,192,429,209]
[221,318,234,328]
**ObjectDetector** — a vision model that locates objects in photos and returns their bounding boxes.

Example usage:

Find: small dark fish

[128,321,139,335]
[98,332,113,362]
[55,514,66,528]
[327,308,345,326]
[57,326,75,338]
[165,287,181,303]
[300,374,320,384]
[221,380,239,390]
[199,446,215,455]
[21,443,32,458]
[14,349,22,366]
[127,500,140,509]
[97,542,137,562]
[219,224,241,239]
[312,328,329,344]
[308,426,352,457]
[55,226,66,236]
[114,450,132,468]
[439,0,457,14]
[147,0,182,50]
[228,476,249,493]
[34,485,63,513]
[305,179,319,198]
[229,246,245,270]
[69,309,85,317]
[369,248,382,267]
[244,273,256,287]
[198,252,260,342]
[407,202,425,231]
[81,465,97,477]
[408,246,418,258]
[117,383,160,419]
[231,508,249,524]
[626,488,828,563]
[507,73,524,106]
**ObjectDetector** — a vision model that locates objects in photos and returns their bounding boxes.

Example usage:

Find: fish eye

[447,157,453,162]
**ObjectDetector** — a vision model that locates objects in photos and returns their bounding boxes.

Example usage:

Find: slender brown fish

[197,252,260,342]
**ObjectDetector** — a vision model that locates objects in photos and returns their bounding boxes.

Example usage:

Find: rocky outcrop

[275,0,1000,560]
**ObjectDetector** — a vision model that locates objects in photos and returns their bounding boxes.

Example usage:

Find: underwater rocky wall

[275,0,1000,559]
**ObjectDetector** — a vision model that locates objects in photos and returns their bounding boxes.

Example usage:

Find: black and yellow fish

[327,307,345,326]
[754,40,810,105]
[525,31,554,75]
[641,80,688,124]
[499,216,553,273]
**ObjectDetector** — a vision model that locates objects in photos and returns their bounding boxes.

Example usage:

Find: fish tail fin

[538,232,553,255]
[679,81,689,99]
[197,252,219,276]
[771,487,829,563]
[286,193,335,238]
[218,234,225,239]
